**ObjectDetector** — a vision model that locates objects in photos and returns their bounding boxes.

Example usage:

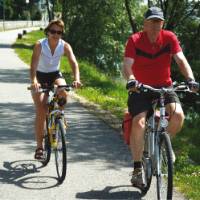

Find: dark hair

[44,19,65,35]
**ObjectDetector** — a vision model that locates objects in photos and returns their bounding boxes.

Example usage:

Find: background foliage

[61,0,200,80]
[0,0,42,20]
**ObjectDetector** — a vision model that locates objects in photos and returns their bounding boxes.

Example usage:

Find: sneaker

[172,149,176,163]
[131,168,146,189]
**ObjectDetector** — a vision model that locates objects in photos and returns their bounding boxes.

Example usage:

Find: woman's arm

[64,42,81,86]
[30,42,41,85]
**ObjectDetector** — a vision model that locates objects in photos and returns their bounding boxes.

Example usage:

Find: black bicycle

[29,84,72,183]
[134,82,198,199]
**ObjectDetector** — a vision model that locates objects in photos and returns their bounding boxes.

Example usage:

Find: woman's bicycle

[29,84,72,183]
[134,82,196,200]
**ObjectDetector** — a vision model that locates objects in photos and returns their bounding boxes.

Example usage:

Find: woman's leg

[32,92,48,149]
[54,78,68,107]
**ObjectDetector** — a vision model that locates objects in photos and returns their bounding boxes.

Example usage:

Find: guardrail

[0,20,48,31]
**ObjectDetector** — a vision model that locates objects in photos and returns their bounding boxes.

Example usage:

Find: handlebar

[139,82,191,94]
[27,84,74,93]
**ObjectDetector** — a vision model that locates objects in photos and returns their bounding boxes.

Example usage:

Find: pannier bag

[122,112,132,145]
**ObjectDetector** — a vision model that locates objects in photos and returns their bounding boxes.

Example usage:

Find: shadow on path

[0,68,30,84]
[0,101,132,167]
[66,101,132,170]
[76,185,142,199]
[0,160,59,190]
[0,44,12,48]
[12,43,33,50]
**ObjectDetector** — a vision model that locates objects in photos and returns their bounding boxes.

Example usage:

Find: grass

[14,30,200,200]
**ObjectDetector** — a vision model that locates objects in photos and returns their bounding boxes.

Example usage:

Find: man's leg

[130,112,147,161]
[166,102,185,162]
[129,112,147,187]
[166,103,185,137]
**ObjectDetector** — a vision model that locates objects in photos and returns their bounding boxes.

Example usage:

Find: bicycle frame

[46,89,67,149]
[145,88,170,169]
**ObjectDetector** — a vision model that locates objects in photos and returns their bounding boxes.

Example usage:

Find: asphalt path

[0,29,186,200]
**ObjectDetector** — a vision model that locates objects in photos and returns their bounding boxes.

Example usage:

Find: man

[122,6,199,188]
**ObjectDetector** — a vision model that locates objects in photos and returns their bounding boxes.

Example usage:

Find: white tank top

[37,38,65,73]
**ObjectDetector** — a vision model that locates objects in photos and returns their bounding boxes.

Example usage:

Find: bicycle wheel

[54,118,67,183]
[142,153,152,195]
[42,118,51,166]
[156,132,173,200]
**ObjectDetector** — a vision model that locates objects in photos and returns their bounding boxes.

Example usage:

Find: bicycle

[132,82,197,200]
[29,84,72,183]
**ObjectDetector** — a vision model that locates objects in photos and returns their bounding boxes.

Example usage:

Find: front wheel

[54,118,67,183]
[156,132,173,200]
[142,154,152,195]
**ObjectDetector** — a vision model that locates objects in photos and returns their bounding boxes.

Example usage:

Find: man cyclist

[30,19,81,160]
[122,7,199,189]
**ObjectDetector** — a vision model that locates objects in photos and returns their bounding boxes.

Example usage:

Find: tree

[61,0,200,77]
[46,0,52,21]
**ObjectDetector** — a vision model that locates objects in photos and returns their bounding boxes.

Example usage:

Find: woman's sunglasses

[49,29,63,35]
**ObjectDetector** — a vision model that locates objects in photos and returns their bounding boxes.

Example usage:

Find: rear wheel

[54,118,67,183]
[156,132,173,200]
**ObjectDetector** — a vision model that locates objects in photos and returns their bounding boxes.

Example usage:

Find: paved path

[0,29,186,200]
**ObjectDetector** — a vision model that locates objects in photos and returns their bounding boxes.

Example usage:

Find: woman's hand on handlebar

[72,80,82,89]
[31,81,41,93]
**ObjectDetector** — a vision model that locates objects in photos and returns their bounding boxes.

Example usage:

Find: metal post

[26,0,30,26]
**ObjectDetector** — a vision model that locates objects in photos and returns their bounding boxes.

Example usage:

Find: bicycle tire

[54,118,67,183]
[156,132,173,200]
[42,118,51,166]
[141,154,152,195]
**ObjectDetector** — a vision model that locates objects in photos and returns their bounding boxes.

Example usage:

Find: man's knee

[132,114,146,130]
[171,111,185,125]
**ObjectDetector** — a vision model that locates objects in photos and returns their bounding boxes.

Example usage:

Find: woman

[30,19,81,160]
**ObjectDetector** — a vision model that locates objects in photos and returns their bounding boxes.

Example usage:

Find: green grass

[13,30,200,200]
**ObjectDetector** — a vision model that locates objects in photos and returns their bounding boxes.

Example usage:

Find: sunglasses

[49,29,63,35]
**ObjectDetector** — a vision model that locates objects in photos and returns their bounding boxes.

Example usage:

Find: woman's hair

[44,19,65,35]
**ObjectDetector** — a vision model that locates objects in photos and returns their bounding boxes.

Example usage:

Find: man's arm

[64,43,80,84]
[122,57,135,80]
[173,51,195,81]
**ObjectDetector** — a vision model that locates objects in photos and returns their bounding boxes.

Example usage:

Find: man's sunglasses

[49,29,63,35]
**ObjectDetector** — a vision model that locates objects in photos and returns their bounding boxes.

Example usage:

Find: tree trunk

[46,0,52,22]
[124,0,137,33]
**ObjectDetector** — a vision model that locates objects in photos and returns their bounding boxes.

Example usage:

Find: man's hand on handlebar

[126,79,140,91]
[186,79,199,93]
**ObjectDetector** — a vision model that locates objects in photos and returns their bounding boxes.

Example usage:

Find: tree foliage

[62,0,200,79]
[0,0,42,20]
[62,0,144,74]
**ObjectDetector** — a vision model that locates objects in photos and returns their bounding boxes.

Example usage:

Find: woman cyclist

[30,19,81,160]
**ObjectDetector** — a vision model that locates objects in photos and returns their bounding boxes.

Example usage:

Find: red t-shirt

[124,30,182,87]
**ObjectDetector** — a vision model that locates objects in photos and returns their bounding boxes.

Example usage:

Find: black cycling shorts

[128,89,181,118]
[36,71,64,87]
